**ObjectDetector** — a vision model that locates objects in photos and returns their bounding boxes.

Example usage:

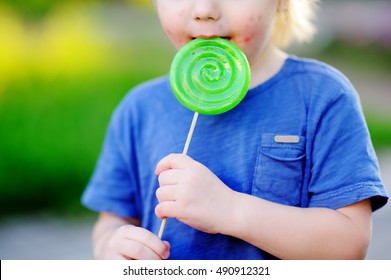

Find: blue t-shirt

[82,57,388,259]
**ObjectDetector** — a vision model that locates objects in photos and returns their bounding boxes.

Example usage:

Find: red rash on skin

[242,35,252,43]
[238,15,259,44]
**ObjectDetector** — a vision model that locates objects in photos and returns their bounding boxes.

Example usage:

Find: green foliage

[1,73,126,215]
[0,70,167,216]
[1,0,78,18]
[0,0,139,19]
[316,40,391,73]
[366,114,391,151]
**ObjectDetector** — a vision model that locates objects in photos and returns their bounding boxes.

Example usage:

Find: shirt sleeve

[307,77,388,211]
[81,98,141,218]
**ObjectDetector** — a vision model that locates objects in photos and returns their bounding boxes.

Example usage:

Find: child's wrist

[217,189,241,236]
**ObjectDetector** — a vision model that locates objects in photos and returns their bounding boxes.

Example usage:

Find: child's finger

[155,201,177,219]
[156,185,177,202]
[155,153,193,175]
[120,225,169,259]
[158,169,182,186]
[120,239,165,260]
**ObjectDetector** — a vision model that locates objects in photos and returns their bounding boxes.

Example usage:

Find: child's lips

[192,36,231,40]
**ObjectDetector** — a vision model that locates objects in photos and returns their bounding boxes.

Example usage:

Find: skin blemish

[242,35,252,43]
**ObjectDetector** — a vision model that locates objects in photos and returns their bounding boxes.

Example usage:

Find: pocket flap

[261,133,306,161]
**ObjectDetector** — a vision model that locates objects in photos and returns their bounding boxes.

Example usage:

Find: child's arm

[223,192,371,259]
[92,212,170,260]
[155,154,372,259]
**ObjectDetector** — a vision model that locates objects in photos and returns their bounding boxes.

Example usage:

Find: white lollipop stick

[158,112,199,239]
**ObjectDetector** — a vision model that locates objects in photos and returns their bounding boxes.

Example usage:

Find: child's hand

[155,153,235,234]
[95,223,170,260]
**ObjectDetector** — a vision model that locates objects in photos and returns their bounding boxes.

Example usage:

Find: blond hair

[271,0,319,48]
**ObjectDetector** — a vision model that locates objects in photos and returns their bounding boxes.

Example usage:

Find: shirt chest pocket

[252,133,306,206]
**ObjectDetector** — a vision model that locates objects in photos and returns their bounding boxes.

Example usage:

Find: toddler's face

[153,0,278,66]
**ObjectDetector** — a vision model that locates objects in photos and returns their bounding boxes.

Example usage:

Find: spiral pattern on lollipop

[170,38,250,115]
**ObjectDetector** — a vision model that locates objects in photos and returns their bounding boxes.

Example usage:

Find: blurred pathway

[0,215,94,260]
[0,152,390,260]
[366,151,391,259]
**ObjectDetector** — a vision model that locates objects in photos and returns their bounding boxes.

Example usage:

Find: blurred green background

[0,0,391,219]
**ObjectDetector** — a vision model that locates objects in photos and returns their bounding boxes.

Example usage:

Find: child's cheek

[237,14,265,45]
[164,28,188,49]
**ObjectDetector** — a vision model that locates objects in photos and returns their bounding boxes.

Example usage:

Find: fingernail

[163,248,170,259]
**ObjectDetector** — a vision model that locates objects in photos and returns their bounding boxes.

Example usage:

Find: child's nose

[192,0,221,21]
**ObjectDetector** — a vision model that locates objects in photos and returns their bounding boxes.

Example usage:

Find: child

[82,0,388,260]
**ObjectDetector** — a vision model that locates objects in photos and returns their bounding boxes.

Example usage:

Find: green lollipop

[170,37,251,115]
[158,38,251,239]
